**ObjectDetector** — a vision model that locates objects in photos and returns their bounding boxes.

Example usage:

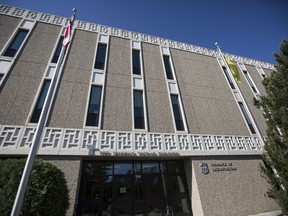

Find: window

[222,67,235,89]
[132,49,141,75]
[4,29,29,57]
[171,95,185,131]
[30,80,51,123]
[51,36,64,63]
[243,71,258,93]
[0,74,3,82]
[86,86,102,126]
[133,90,145,129]
[94,44,107,70]
[238,102,256,134]
[163,55,174,80]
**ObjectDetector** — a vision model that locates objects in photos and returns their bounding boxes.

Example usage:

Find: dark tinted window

[171,95,185,131]
[30,80,51,123]
[132,49,141,75]
[222,67,235,89]
[243,71,257,93]
[51,36,64,63]
[4,29,29,57]
[94,44,107,70]
[114,163,133,175]
[0,74,3,82]
[86,86,102,126]
[142,162,160,173]
[163,55,173,80]
[238,102,256,134]
[133,90,145,129]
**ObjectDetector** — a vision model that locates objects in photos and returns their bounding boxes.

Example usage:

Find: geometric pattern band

[0,125,264,156]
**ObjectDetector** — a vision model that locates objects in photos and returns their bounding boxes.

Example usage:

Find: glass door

[142,174,165,216]
[112,175,133,216]
[77,177,103,216]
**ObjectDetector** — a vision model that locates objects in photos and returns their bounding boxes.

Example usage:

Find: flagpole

[10,9,77,216]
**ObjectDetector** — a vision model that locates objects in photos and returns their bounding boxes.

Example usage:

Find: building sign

[211,162,237,172]
[200,162,237,174]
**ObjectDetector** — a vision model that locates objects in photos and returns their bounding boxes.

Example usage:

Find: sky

[1,0,287,64]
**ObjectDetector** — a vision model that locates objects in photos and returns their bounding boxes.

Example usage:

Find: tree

[254,39,288,214]
[0,159,69,216]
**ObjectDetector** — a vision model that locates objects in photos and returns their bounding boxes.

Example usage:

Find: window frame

[163,55,174,80]
[170,94,185,131]
[94,43,107,70]
[85,85,103,127]
[132,49,141,75]
[2,28,29,58]
[29,79,51,123]
[51,36,64,64]
[133,90,145,129]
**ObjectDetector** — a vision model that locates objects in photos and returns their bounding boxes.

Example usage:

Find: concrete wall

[184,156,279,216]
[238,65,267,136]
[0,14,21,52]
[236,64,268,136]
[170,49,250,135]
[0,22,61,125]
[245,65,266,96]
[263,68,273,77]
[142,43,174,133]
[48,29,97,128]
[42,156,81,216]
[102,36,132,131]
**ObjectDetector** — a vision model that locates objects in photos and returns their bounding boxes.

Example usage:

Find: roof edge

[0,4,275,70]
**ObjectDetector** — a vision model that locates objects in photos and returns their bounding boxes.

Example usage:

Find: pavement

[248,210,284,216]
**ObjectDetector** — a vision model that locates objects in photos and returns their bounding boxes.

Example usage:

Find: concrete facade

[143,43,175,133]
[184,156,279,216]
[0,5,281,216]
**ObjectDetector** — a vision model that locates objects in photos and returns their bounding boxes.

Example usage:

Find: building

[0,4,281,216]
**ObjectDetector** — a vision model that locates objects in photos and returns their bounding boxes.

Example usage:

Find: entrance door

[77,178,103,216]
[143,174,165,216]
[112,175,133,216]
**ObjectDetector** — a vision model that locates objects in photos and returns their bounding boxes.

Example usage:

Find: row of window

[29,36,185,132]
[1,25,263,135]
[221,64,256,134]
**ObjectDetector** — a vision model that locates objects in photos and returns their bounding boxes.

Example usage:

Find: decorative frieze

[0,125,22,148]
[0,125,264,156]
[19,126,36,148]
[0,4,274,70]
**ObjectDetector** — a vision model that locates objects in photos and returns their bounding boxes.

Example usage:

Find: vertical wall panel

[142,43,174,133]
[0,22,61,125]
[102,37,132,131]
[171,49,250,136]
[237,64,267,136]
[0,14,21,51]
[48,30,97,128]
[245,65,266,96]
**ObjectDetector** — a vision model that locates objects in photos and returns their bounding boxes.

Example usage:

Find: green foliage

[254,39,288,214]
[0,159,69,216]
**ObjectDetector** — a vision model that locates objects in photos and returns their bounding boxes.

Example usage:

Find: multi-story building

[0,4,281,216]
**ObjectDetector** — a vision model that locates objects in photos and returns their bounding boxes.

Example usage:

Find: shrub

[0,159,69,216]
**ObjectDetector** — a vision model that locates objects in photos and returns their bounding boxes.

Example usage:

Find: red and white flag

[63,13,75,49]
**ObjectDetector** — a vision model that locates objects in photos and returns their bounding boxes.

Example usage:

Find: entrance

[76,161,192,216]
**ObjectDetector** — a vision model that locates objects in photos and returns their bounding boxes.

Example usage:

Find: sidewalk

[249,210,284,216]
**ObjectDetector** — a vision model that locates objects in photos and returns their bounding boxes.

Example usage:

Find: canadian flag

[63,14,75,49]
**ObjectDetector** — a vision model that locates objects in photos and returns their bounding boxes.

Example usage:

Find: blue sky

[1,0,287,64]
